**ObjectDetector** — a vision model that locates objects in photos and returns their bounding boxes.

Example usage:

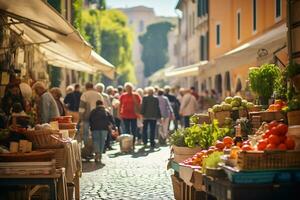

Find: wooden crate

[209,111,231,126]
[249,111,286,122]
[237,150,300,170]
[171,175,184,200]
[173,146,202,163]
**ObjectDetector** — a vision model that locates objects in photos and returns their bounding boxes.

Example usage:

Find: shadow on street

[82,161,105,172]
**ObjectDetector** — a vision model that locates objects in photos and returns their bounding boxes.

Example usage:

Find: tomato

[285,137,296,150]
[274,104,281,111]
[268,121,279,130]
[279,136,287,143]
[277,123,288,136]
[215,141,225,150]
[242,145,253,151]
[264,130,272,138]
[257,140,268,151]
[223,136,233,145]
[268,135,280,145]
[266,143,277,150]
[278,143,287,150]
[275,100,283,107]
[270,126,280,136]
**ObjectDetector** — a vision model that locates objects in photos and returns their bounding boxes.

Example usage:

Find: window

[216,24,221,46]
[275,0,282,19]
[237,12,241,40]
[253,0,257,31]
[139,20,144,32]
[200,35,205,60]
[197,0,208,17]
[192,12,195,34]
[205,31,209,59]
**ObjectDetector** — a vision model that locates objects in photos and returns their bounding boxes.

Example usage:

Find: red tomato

[270,127,280,136]
[266,143,277,150]
[277,123,288,136]
[264,130,272,138]
[268,121,279,130]
[268,135,281,145]
[278,143,287,150]
[285,137,296,150]
[279,136,287,143]
[242,145,253,151]
[257,140,268,151]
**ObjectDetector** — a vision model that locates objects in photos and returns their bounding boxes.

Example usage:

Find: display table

[0,169,68,200]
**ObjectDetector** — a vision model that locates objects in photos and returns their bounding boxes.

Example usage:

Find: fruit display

[209,96,254,113]
[267,99,286,112]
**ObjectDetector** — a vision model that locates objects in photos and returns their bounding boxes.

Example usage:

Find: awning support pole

[0,9,68,36]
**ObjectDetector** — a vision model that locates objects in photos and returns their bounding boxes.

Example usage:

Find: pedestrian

[164,86,180,130]
[157,89,174,145]
[50,87,66,116]
[119,82,141,149]
[64,84,81,123]
[32,81,60,123]
[89,100,115,163]
[179,88,198,128]
[95,83,114,150]
[190,86,199,100]
[79,82,104,146]
[140,87,161,148]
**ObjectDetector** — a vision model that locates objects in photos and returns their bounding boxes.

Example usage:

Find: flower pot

[292,74,300,92]
[172,145,202,163]
[287,110,300,125]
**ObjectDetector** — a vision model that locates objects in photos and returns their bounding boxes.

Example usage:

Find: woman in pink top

[119,82,141,149]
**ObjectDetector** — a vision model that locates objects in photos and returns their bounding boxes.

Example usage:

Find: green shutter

[47,0,61,13]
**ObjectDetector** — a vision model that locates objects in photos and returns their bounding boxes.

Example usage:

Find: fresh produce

[249,64,280,105]
[202,151,224,173]
[169,128,187,147]
[209,95,254,113]
[253,121,294,151]
[182,151,207,166]
[267,99,286,112]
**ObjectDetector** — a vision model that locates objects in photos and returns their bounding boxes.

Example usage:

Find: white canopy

[165,61,208,77]
[0,0,115,79]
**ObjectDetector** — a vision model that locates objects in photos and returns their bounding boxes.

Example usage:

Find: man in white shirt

[179,88,198,128]
[79,82,103,145]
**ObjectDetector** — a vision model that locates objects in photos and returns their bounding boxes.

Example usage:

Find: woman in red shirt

[119,82,141,150]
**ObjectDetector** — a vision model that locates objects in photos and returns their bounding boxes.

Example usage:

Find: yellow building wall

[209,0,287,60]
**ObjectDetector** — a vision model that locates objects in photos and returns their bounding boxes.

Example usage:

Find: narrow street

[80,144,174,200]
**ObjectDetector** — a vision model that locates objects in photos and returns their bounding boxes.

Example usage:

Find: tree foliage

[77,8,135,84]
[139,22,174,77]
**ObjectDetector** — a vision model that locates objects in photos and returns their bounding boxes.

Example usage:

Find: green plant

[169,128,187,147]
[274,68,287,100]
[286,62,300,79]
[249,64,280,104]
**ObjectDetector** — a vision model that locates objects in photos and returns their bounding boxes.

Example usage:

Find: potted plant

[249,64,280,106]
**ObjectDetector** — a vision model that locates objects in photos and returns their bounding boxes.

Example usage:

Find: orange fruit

[268,135,280,145]
[215,141,225,150]
[285,137,295,150]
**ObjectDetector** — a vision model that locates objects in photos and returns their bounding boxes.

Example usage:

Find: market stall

[168,63,300,200]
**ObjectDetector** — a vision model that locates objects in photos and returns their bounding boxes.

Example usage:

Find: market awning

[0,0,115,78]
[165,61,208,77]
[214,24,287,71]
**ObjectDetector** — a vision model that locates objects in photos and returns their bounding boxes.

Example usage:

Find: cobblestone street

[80,144,174,200]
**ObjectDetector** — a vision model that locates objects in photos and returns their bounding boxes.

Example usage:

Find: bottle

[234,124,243,148]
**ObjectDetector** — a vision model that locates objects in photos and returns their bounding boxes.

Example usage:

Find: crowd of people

[0,79,221,164]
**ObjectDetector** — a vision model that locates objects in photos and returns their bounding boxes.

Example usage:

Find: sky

[106,0,179,17]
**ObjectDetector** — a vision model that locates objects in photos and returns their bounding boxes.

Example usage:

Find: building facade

[170,0,287,99]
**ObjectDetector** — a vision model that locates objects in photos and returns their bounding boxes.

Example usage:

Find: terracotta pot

[172,145,202,163]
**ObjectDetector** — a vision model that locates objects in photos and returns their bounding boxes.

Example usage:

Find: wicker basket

[288,110,300,125]
[172,145,202,163]
[24,129,63,148]
[237,150,300,170]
